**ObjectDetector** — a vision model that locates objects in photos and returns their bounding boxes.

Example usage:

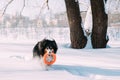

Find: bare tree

[20,0,26,16]
[65,0,87,48]
[39,0,49,16]
[90,0,108,48]
[2,0,14,16]
[1,0,26,16]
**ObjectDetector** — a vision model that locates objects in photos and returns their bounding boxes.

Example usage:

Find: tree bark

[65,0,87,49]
[90,0,108,48]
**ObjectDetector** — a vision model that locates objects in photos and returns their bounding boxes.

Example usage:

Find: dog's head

[41,39,58,56]
[44,46,54,54]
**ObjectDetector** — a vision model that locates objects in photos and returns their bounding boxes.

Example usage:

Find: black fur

[33,38,58,58]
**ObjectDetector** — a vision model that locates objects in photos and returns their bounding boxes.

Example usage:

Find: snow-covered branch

[2,0,14,16]
[20,0,26,16]
[39,0,49,16]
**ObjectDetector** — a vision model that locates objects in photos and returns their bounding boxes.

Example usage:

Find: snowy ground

[0,40,120,80]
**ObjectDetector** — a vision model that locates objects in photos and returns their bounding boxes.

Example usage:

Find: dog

[33,38,58,68]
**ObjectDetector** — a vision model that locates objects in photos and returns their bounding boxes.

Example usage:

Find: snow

[0,0,120,79]
[0,38,120,80]
[105,0,120,14]
[84,6,92,34]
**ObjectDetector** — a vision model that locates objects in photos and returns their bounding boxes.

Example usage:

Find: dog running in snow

[33,38,58,68]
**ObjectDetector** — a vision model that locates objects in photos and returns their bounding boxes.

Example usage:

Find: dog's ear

[52,40,58,53]
[38,42,42,50]
[41,39,47,48]
[33,42,41,53]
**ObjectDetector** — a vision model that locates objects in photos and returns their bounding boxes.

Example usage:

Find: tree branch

[20,0,25,16]
[46,0,49,10]
[2,0,14,16]
[39,0,49,16]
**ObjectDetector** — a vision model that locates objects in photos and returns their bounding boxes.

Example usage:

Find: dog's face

[44,46,54,54]
[41,40,58,56]
[33,39,58,57]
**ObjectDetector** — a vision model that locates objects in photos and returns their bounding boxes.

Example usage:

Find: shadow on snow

[52,64,120,77]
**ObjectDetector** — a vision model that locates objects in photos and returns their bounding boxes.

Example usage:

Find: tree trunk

[90,0,108,48]
[65,0,87,49]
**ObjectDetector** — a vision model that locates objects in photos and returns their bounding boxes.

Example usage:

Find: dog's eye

[46,47,49,49]
[52,49,54,51]
[50,47,52,49]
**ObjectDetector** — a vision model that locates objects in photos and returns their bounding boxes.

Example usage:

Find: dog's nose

[49,51,52,54]
[48,49,52,53]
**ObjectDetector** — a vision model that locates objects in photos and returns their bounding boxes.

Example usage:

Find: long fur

[33,38,58,58]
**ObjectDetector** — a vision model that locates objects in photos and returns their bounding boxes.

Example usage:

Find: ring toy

[43,53,56,65]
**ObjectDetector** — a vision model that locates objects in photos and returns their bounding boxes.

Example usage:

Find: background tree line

[1,0,120,49]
